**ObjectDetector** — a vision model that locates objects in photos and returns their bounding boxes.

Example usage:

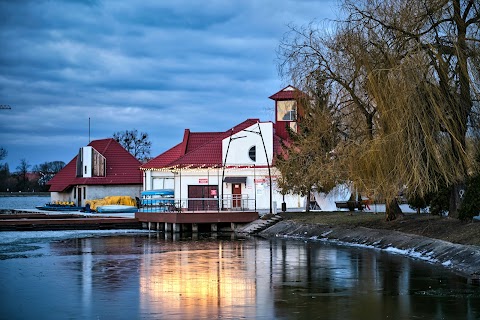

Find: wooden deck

[135,210,259,232]
[136,210,259,223]
[0,213,141,231]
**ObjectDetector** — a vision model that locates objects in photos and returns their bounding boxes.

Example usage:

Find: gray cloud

[0,0,336,169]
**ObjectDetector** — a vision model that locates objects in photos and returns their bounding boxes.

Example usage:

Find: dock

[0,211,141,231]
[135,210,259,232]
[0,209,260,232]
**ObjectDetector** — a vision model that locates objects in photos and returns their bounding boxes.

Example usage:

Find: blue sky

[0,0,337,170]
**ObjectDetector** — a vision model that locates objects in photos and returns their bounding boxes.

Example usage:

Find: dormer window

[248,146,256,162]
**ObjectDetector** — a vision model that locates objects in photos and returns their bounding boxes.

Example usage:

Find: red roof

[47,138,143,192]
[269,85,305,100]
[142,119,284,170]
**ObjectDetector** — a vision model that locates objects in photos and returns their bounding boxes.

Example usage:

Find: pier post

[192,223,198,233]
[173,223,180,233]
[211,223,218,232]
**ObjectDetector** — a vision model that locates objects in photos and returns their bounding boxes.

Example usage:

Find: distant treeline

[0,160,65,193]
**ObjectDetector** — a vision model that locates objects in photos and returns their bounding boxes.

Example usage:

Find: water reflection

[140,240,258,319]
[1,233,479,319]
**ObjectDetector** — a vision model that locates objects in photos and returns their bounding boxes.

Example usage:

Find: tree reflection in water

[0,233,479,319]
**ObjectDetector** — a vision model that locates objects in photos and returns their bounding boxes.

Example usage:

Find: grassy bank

[279,211,480,246]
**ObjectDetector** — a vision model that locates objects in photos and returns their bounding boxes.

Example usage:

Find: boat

[96,205,138,213]
[36,203,84,211]
[140,189,176,212]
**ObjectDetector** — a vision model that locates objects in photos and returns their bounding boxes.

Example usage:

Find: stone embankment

[259,220,480,279]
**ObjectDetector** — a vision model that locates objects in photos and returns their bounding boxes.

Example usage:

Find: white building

[140,86,306,213]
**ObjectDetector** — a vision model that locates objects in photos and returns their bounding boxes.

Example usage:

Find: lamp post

[221,129,246,210]
[243,122,273,214]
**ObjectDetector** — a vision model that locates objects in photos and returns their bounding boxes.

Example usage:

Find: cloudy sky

[0,0,337,170]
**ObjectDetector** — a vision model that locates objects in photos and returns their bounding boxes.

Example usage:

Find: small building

[47,138,143,206]
[141,86,306,212]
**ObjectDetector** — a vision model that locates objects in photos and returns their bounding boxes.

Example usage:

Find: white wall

[50,185,142,205]
[84,185,142,200]
[222,122,274,166]
[142,166,305,211]
[81,146,93,178]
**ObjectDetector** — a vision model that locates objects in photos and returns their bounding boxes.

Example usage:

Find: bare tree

[278,0,479,220]
[33,161,65,185]
[15,158,30,191]
[113,129,152,163]
[0,147,7,161]
[275,82,341,211]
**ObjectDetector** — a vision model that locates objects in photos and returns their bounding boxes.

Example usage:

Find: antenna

[88,117,91,143]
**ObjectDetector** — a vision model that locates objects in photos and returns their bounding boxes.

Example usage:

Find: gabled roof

[141,118,283,170]
[269,85,305,100]
[47,138,143,192]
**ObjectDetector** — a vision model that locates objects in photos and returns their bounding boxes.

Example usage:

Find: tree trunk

[449,182,465,219]
[385,198,402,221]
[306,189,311,213]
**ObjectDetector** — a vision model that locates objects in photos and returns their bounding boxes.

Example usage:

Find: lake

[0,195,50,210]
[0,231,479,320]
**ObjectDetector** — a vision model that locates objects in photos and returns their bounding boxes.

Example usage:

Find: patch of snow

[442,260,452,267]
[384,246,439,263]
[0,229,151,245]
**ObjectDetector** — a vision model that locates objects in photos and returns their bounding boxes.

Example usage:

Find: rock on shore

[260,220,480,279]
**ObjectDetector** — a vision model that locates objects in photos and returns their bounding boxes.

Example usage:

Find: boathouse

[47,138,143,206]
[139,86,306,214]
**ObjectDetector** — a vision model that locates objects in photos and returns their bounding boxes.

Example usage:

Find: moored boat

[96,205,138,213]
[36,203,84,211]
[140,189,176,212]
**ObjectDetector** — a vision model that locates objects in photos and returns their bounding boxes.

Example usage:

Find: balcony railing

[138,195,256,213]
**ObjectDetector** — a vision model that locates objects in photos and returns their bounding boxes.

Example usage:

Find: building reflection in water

[139,239,261,319]
[45,235,479,319]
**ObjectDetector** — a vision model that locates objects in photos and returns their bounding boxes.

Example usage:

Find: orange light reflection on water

[140,241,257,318]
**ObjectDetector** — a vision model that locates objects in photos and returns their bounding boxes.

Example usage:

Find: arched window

[248,146,256,162]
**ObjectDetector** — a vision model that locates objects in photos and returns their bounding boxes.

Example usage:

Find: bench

[335,201,364,211]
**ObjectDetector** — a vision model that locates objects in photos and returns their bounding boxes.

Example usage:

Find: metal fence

[138,195,256,213]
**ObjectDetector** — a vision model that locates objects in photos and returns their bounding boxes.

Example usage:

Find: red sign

[210,189,217,196]
[199,178,208,184]
[254,178,266,184]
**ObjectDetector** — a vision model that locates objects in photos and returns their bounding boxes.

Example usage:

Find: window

[277,101,297,121]
[283,109,297,121]
[249,146,256,162]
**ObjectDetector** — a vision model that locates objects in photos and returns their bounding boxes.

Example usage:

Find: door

[188,185,218,211]
[232,183,242,208]
[77,187,82,207]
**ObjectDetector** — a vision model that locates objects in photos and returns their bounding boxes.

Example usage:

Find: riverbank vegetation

[276,0,480,221]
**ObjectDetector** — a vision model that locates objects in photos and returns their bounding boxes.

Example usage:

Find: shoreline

[259,220,480,279]
[0,192,50,197]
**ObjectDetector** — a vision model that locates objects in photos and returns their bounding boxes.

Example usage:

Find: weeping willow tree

[278,0,479,220]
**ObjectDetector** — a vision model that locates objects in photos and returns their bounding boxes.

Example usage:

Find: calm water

[0,196,50,209]
[0,231,479,320]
